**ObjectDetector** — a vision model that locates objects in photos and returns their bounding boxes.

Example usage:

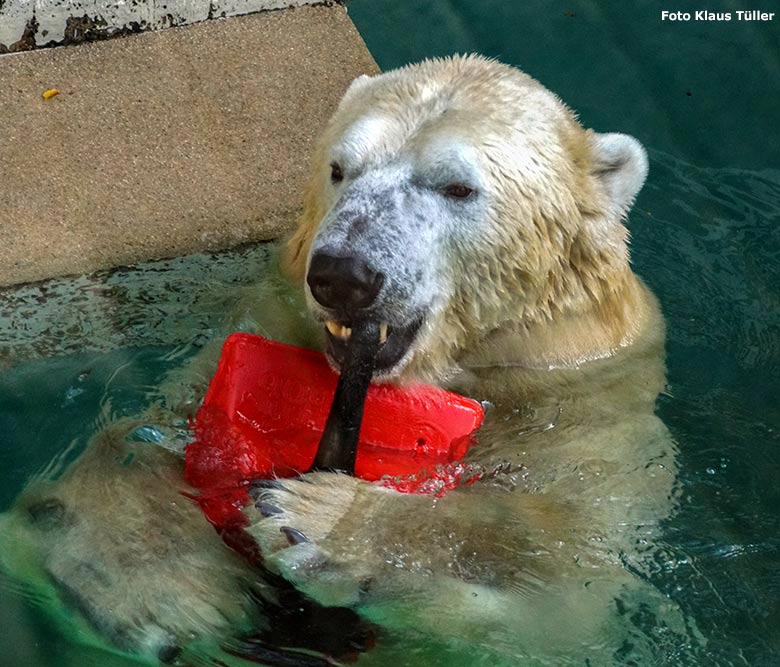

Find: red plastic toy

[185,333,484,529]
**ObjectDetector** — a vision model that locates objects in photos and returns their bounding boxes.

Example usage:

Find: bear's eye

[330,162,344,184]
[443,183,474,200]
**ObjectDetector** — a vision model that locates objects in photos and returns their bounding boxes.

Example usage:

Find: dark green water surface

[1,1,779,665]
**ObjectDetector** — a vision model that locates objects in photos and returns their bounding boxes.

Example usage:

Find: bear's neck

[523,271,657,369]
[449,271,666,417]
[458,269,662,375]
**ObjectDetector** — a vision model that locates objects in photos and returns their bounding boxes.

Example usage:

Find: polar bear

[245,55,680,660]
[1,55,683,665]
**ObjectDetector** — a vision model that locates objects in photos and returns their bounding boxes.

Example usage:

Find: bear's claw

[257,502,283,517]
[281,526,310,546]
[248,478,285,498]
[243,473,384,607]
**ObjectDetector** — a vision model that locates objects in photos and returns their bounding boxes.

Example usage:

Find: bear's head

[282,55,649,382]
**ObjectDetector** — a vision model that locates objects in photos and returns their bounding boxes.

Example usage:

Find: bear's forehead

[332,112,481,173]
[333,69,570,163]
[333,99,565,170]
[380,60,563,119]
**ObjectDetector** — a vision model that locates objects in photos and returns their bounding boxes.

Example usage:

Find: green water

[347,1,780,665]
[1,1,779,665]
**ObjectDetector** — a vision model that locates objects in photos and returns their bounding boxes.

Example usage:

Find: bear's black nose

[307,252,385,312]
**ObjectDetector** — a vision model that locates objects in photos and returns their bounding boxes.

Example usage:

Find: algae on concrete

[0,0,322,52]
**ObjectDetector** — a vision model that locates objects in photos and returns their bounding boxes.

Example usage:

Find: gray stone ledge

[0,4,378,286]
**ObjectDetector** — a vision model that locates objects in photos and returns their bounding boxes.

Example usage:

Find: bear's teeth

[325,320,351,340]
[326,321,385,342]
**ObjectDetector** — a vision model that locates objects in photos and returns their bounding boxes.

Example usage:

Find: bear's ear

[589,133,648,215]
[338,74,374,109]
[341,74,374,100]
[347,74,373,91]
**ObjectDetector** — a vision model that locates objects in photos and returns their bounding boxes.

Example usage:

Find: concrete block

[0,5,378,286]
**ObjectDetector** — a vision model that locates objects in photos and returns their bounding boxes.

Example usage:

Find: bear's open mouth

[323,316,424,374]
